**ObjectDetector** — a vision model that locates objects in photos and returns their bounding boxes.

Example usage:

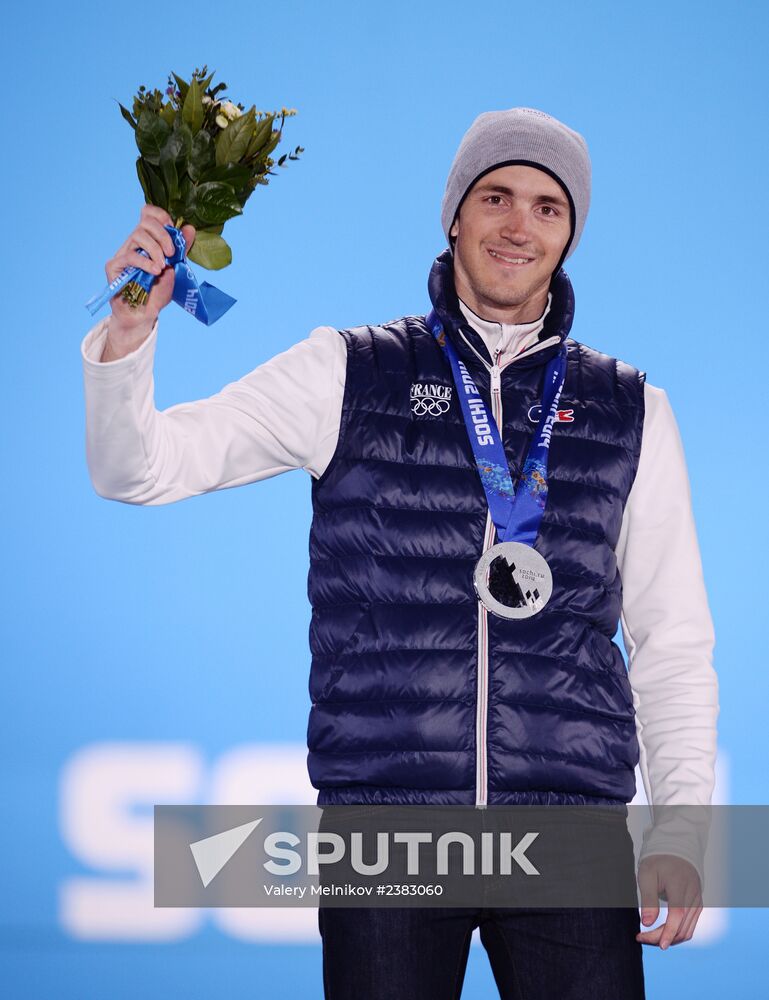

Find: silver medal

[473,541,553,619]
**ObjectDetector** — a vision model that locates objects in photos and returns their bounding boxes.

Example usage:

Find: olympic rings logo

[411,395,452,416]
[410,382,453,418]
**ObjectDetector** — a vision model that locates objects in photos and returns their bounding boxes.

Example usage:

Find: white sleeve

[80,316,346,504]
[616,382,719,883]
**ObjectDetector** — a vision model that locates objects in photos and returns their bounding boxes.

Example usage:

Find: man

[81,108,719,998]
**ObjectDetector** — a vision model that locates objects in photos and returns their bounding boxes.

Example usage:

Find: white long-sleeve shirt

[80,296,719,880]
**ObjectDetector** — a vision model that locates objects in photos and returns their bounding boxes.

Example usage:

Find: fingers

[141,216,176,257]
[106,215,177,284]
[181,223,196,252]
[669,882,703,946]
[636,911,681,949]
[106,244,163,283]
[658,906,687,949]
[139,204,173,228]
[635,854,704,949]
[636,924,665,947]
[118,221,174,262]
[675,904,703,943]
[636,887,704,949]
[103,206,196,293]
[636,905,703,948]
[637,863,659,927]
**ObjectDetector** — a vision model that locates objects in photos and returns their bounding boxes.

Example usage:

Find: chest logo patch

[527,404,576,424]
[410,382,453,417]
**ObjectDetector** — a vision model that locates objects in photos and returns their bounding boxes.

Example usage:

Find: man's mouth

[487,248,535,267]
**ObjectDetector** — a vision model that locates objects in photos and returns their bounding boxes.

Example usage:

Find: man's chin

[477,284,534,311]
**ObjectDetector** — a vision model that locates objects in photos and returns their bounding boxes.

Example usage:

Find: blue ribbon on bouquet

[85,225,236,326]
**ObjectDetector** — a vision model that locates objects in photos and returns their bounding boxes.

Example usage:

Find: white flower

[202,95,213,105]
[220,100,242,121]
[215,113,229,129]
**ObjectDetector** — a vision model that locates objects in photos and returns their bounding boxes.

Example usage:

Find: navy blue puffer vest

[306,250,645,807]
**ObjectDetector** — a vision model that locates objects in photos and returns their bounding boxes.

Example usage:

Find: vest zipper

[457,329,560,809]
[475,347,503,807]
[490,355,501,395]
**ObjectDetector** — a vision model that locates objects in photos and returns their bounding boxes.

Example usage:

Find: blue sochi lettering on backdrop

[425,309,566,547]
[85,225,235,326]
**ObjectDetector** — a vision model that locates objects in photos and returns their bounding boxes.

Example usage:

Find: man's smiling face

[449,164,572,324]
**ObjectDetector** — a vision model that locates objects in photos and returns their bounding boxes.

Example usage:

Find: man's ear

[449,216,459,239]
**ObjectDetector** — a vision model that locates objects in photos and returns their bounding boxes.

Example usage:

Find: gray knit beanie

[441,107,591,268]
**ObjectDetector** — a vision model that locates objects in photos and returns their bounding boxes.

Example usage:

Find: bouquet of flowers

[86,66,303,323]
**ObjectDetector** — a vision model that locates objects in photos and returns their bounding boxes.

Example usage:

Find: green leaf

[182,77,204,133]
[147,162,169,209]
[197,69,215,93]
[237,178,258,209]
[263,130,281,156]
[164,122,193,164]
[160,154,179,204]
[195,182,243,225]
[246,114,275,158]
[181,196,198,227]
[159,102,176,126]
[189,129,215,181]
[118,102,136,129]
[177,176,192,210]
[136,158,168,208]
[215,106,256,166]
[136,158,152,202]
[135,111,171,165]
[172,73,189,105]
[199,163,252,189]
[159,121,192,206]
[186,231,232,270]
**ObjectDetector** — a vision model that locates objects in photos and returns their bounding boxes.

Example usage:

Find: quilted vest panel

[306,256,645,807]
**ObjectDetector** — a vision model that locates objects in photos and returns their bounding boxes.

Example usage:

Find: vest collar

[426,248,576,372]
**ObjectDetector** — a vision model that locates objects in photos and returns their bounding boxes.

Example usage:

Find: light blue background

[2,0,767,996]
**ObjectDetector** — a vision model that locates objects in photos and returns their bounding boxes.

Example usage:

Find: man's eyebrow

[474,183,569,210]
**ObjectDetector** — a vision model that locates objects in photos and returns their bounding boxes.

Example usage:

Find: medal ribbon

[425,309,567,546]
[85,225,236,326]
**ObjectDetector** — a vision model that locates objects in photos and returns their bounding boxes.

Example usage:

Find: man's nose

[498,205,531,242]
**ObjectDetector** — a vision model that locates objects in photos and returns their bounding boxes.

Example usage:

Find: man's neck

[458,293,553,361]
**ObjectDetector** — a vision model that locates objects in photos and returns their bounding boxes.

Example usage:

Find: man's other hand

[636,854,703,948]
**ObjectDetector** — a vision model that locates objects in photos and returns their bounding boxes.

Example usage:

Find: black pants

[318,906,645,999]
